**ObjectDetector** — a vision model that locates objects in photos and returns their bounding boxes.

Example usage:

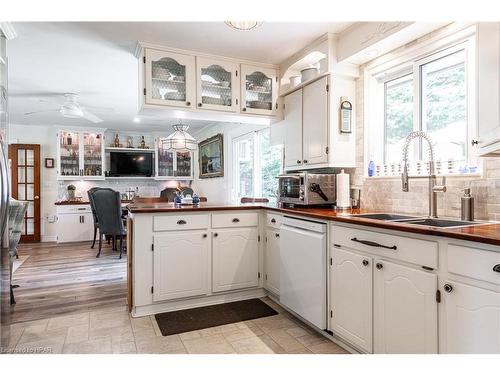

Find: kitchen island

[127,202,500,354]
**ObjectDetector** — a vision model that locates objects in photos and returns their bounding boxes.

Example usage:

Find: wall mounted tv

[109,151,154,177]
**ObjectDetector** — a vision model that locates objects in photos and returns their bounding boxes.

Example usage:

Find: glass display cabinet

[155,138,193,180]
[241,64,278,116]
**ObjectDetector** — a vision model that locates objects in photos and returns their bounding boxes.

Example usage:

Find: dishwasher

[280,216,327,330]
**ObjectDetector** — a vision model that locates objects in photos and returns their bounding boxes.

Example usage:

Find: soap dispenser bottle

[461,188,474,221]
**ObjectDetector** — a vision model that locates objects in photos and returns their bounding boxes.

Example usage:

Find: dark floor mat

[154,298,278,336]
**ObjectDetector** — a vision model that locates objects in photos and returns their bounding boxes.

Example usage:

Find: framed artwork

[45,158,54,168]
[198,133,224,178]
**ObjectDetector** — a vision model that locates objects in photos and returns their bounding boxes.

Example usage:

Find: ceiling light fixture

[162,121,197,152]
[225,21,262,31]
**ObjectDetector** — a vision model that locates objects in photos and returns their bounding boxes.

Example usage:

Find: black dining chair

[92,188,127,259]
[87,187,100,249]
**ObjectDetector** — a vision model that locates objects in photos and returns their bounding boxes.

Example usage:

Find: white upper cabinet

[283,89,303,168]
[155,137,194,180]
[302,76,329,166]
[476,22,500,155]
[144,49,196,109]
[57,129,105,180]
[331,247,373,353]
[196,57,239,112]
[373,260,438,354]
[241,64,279,116]
[441,280,500,354]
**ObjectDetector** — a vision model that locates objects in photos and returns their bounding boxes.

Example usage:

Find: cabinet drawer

[56,205,91,214]
[212,212,259,228]
[266,213,282,229]
[153,214,209,231]
[331,224,438,269]
[447,244,500,285]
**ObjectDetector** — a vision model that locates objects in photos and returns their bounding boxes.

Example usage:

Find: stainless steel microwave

[278,172,336,206]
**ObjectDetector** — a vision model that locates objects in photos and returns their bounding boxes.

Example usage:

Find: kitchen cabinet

[264,228,280,296]
[56,205,94,243]
[476,22,500,155]
[212,227,259,293]
[331,247,373,353]
[144,48,196,109]
[373,260,438,354]
[153,231,209,301]
[241,64,278,116]
[302,76,329,165]
[283,89,303,168]
[441,280,500,353]
[57,129,105,180]
[155,137,193,179]
[196,57,239,112]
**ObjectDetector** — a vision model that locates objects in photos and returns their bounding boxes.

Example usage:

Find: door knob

[34,196,39,200]
[444,284,453,293]
[471,139,479,146]
[362,259,369,266]
[376,263,383,270]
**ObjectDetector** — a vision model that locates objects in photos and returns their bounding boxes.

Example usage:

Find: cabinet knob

[198,103,202,107]
[214,233,218,237]
[275,233,280,238]
[242,108,247,112]
[270,218,276,223]
[376,263,383,270]
[444,283,453,293]
[362,259,369,266]
[296,160,302,164]
[202,233,207,238]
[492,264,500,273]
[471,139,479,146]
[177,220,187,225]
[303,160,308,164]
[186,101,191,106]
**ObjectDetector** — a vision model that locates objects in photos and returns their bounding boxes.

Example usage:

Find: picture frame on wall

[45,158,54,168]
[198,133,224,179]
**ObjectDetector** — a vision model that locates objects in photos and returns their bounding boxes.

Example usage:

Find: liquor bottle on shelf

[140,136,146,149]
[114,134,120,147]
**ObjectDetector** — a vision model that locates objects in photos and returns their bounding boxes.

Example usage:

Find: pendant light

[225,21,262,31]
[162,121,197,152]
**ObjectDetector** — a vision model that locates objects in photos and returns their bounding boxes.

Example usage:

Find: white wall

[191,122,268,203]
[8,124,58,241]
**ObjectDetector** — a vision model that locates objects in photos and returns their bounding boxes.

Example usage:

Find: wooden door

[153,231,209,301]
[264,228,280,295]
[373,259,438,354]
[283,89,303,168]
[302,76,329,166]
[441,280,500,353]
[9,144,41,242]
[212,227,259,293]
[331,247,373,353]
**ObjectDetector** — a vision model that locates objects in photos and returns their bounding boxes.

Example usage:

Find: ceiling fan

[23,93,104,123]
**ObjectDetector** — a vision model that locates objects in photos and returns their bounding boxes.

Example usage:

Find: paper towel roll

[336,169,350,208]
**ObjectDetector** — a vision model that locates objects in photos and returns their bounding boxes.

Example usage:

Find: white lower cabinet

[373,260,438,354]
[212,228,259,293]
[57,212,94,243]
[153,231,209,302]
[331,247,373,353]
[264,228,280,296]
[441,280,500,353]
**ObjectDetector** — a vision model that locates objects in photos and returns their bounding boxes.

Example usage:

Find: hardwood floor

[11,240,127,324]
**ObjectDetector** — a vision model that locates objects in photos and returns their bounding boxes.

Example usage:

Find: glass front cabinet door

[144,48,196,109]
[155,138,194,180]
[240,64,278,116]
[196,58,239,112]
[57,129,105,180]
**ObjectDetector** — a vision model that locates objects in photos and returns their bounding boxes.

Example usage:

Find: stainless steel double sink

[350,213,483,228]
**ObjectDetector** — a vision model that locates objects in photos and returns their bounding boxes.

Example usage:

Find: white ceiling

[7,22,352,132]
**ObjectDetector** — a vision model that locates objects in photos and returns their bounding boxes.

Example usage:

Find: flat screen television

[109,151,153,177]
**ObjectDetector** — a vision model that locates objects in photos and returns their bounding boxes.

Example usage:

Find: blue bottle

[368,160,375,177]
[174,192,182,206]
[192,194,200,205]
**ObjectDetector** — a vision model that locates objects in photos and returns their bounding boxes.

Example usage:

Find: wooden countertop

[127,202,500,246]
[55,200,133,205]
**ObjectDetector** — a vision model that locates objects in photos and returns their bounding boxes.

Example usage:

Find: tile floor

[7,297,349,354]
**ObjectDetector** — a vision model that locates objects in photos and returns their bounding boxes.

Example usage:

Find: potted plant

[67,184,76,200]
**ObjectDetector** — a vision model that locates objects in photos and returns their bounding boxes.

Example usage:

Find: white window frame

[231,130,263,201]
[364,25,477,177]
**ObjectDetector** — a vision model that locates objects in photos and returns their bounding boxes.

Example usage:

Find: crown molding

[0,22,17,40]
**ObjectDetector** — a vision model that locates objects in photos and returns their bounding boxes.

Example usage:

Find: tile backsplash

[354,73,500,221]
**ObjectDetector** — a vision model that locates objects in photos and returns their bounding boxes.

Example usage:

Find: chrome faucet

[401,131,446,218]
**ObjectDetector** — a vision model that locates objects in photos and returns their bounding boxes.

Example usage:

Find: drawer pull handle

[271,218,276,223]
[232,218,240,223]
[493,264,500,273]
[444,284,453,293]
[351,237,397,250]
[177,220,187,225]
